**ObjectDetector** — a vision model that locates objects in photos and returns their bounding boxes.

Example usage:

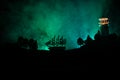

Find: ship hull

[49,47,65,52]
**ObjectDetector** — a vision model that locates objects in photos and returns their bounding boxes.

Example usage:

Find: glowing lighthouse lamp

[99,18,109,26]
[98,18,109,36]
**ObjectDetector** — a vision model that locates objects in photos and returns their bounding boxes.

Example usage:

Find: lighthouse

[99,18,109,36]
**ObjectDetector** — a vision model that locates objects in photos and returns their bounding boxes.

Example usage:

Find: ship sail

[45,35,66,47]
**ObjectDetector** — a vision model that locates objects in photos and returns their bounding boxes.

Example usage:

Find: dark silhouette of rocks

[1,33,120,72]
[84,35,93,45]
[77,37,84,46]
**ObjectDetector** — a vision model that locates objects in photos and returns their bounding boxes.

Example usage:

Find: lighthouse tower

[99,18,109,36]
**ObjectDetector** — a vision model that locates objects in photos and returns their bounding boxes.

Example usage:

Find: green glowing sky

[1,0,113,50]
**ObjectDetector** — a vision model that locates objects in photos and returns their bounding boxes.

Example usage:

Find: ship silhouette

[45,35,66,51]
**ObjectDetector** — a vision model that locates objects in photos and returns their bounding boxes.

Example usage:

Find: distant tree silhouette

[17,36,29,49]
[17,36,24,48]
[85,35,93,45]
[17,37,38,50]
[77,37,84,46]
[29,39,38,50]
[23,38,29,48]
